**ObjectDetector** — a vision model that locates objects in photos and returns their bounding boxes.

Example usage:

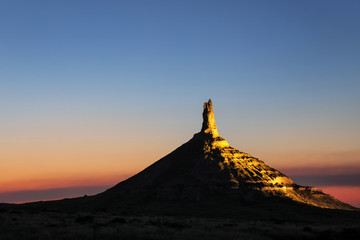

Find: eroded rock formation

[102,99,355,210]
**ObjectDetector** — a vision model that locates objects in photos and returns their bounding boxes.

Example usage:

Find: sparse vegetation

[0,209,359,240]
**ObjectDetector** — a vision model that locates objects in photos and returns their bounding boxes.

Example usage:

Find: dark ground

[1,201,359,240]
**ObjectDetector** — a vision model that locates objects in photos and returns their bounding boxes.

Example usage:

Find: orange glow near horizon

[0,137,167,193]
[0,173,132,193]
[1,145,360,192]
[319,186,360,207]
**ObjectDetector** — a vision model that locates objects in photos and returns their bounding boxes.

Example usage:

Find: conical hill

[100,99,355,211]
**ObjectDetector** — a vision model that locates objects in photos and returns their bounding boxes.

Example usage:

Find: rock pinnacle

[201,99,219,137]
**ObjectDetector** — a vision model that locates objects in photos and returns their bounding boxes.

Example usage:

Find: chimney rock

[201,99,219,137]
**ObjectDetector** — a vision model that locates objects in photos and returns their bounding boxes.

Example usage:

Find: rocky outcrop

[101,99,356,211]
[201,99,219,137]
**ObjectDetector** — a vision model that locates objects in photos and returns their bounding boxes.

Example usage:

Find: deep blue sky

[1,1,360,204]
[1,0,360,154]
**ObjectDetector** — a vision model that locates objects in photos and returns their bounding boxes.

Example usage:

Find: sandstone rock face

[201,99,219,137]
[102,99,356,211]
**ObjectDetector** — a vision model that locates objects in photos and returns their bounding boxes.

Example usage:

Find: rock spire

[201,99,219,137]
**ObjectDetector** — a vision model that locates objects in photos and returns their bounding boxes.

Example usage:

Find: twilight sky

[1,0,360,206]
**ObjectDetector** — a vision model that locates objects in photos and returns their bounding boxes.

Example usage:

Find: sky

[0,0,359,206]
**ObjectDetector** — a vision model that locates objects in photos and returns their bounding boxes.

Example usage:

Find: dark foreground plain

[1,200,359,240]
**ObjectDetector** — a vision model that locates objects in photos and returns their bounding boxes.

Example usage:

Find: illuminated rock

[201,99,219,137]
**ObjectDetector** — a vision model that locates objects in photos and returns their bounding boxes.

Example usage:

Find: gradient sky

[1,0,360,206]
